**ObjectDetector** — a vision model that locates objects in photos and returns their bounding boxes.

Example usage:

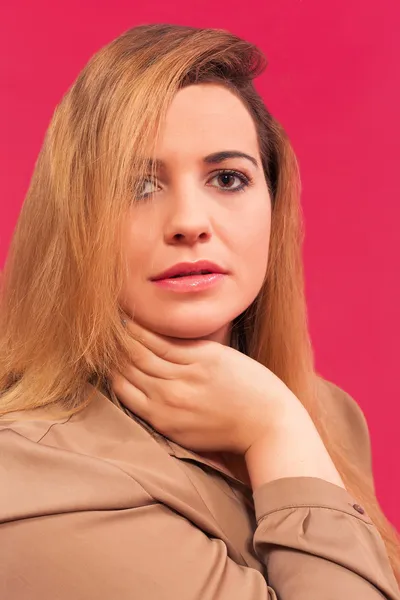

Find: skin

[119,83,272,342]
[112,319,344,491]
[114,84,344,491]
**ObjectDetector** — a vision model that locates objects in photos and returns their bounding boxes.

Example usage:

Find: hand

[110,319,300,455]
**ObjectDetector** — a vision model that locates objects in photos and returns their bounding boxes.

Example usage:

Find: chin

[150,318,229,340]
[125,293,257,341]
[134,304,238,341]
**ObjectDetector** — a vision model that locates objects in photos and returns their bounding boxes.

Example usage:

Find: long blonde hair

[0,23,399,578]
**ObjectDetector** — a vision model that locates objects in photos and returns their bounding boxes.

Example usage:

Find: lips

[151,260,227,281]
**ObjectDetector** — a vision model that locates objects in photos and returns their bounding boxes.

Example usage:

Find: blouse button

[353,503,365,515]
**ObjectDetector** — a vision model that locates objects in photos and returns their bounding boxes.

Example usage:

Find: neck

[196,323,231,346]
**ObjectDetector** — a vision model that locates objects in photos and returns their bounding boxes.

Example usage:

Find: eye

[208,169,251,193]
[137,178,160,199]
[135,169,252,201]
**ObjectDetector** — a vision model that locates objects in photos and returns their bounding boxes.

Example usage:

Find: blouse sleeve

[1,474,399,600]
[253,476,400,599]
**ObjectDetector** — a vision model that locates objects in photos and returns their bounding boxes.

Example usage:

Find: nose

[163,190,212,246]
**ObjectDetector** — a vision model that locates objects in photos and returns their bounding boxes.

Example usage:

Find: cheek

[124,210,157,269]
[120,220,153,296]
[233,205,271,276]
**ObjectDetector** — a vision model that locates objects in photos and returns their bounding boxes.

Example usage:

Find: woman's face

[120,83,272,343]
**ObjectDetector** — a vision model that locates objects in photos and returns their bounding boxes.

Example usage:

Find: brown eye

[209,170,250,193]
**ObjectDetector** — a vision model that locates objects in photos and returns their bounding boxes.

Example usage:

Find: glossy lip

[152,273,226,293]
[150,260,228,281]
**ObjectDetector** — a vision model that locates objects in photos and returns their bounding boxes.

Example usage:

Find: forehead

[156,84,259,158]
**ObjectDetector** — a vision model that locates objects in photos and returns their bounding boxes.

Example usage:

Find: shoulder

[0,387,201,525]
[314,375,373,480]
[0,407,151,526]
[0,389,161,523]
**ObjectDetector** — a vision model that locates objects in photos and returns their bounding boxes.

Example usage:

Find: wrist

[244,400,344,492]
[233,388,301,455]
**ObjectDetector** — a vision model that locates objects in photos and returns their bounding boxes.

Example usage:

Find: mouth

[150,261,228,293]
[151,261,227,281]
[167,269,213,279]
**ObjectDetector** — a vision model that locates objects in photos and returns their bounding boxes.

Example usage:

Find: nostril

[169,230,211,243]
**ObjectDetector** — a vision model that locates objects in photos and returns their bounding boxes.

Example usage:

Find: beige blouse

[0,377,399,599]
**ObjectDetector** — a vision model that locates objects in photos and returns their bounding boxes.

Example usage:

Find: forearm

[244,399,345,492]
[252,476,400,599]
[242,395,399,598]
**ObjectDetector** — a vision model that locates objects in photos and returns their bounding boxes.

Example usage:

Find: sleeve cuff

[253,476,373,525]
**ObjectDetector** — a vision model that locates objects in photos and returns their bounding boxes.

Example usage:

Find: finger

[125,318,202,365]
[110,370,150,420]
[127,337,183,379]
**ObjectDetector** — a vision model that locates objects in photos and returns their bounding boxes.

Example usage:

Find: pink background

[1,2,399,528]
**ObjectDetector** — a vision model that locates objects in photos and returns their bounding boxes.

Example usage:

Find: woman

[0,23,399,599]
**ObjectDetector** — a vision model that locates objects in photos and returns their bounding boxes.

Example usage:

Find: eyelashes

[136,169,253,200]
[208,169,251,193]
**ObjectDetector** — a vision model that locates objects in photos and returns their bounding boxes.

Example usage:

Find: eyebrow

[146,150,259,170]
